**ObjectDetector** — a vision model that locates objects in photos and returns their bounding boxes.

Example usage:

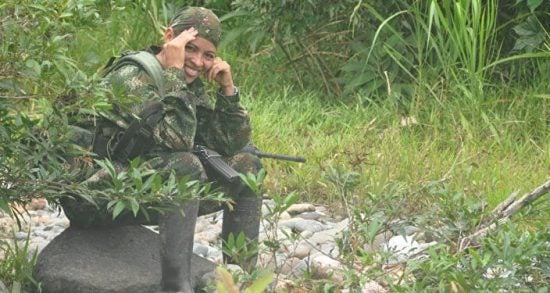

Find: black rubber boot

[159,199,199,293]
[221,195,262,272]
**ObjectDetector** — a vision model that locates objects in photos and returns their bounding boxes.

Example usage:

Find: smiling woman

[57,6,264,293]
[154,6,234,92]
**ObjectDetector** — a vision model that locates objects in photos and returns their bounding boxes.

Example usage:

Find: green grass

[0,233,40,291]
[242,79,550,212]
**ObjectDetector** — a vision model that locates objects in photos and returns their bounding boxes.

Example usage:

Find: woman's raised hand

[161,27,198,69]
[206,57,235,96]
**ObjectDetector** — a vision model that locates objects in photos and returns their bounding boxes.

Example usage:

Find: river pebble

[0,198,430,289]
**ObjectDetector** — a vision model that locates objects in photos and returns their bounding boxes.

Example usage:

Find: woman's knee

[227,153,263,175]
[156,152,207,181]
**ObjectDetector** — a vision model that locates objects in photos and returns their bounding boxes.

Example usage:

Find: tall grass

[242,78,550,210]
[425,0,498,95]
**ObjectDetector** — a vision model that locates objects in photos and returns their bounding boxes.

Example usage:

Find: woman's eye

[185,45,196,52]
[204,53,216,61]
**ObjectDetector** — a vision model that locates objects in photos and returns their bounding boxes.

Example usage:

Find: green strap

[96,52,167,160]
[103,51,165,97]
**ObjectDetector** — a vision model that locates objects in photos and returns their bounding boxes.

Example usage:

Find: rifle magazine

[205,156,241,182]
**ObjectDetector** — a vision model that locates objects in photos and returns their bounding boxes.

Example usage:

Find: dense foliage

[1,0,549,291]
[223,0,549,98]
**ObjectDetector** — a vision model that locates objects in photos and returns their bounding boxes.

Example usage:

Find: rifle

[241,143,306,163]
[193,145,241,182]
[193,144,306,182]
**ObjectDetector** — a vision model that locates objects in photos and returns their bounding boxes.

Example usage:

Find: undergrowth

[1,0,549,291]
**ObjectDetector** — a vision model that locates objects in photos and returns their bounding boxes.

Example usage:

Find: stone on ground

[33,225,216,293]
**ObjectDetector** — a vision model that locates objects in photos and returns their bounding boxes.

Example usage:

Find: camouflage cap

[169,7,221,47]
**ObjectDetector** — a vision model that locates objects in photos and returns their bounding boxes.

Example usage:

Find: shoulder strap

[103,51,165,97]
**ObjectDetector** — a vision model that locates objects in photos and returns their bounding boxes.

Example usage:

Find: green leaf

[140,208,151,222]
[24,59,41,77]
[216,267,238,293]
[227,233,236,246]
[95,159,115,178]
[365,217,383,243]
[11,281,21,293]
[112,201,126,220]
[150,174,162,193]
[527,0,543,12]
[283,192,299,209]
[75,190,99,207]
[59,12,74,19]
[238,169,266,194]
[142,173,156,192]
[256,169,267,186]
[244,271,275,293]
[236,232,246,247]
[107,200,118,210]
[0,197,13,216]
[129,197,140,217]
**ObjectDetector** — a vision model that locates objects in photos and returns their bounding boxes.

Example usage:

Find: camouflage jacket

[100,50,251,156]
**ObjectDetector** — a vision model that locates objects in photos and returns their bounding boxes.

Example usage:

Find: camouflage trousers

[61,150,262,228]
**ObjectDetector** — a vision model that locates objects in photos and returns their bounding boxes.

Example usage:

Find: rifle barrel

[254,151,306,163]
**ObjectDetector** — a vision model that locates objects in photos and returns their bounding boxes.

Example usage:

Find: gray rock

[308,253,343,281]
[292,228,340,259]
[30,238,49,255]
[313,227,342,242]
[363,281,388,293]
[286,203,316,215]
[194,243,210,257]
[225,264,244,275]
[205,246,222,263]
[279,218,325,233]
[33,225,216,293]
[296,211,322,221]
[195,229,219,245]
[292,241,315,259]
[402,225,421,235]
[363,231,393,253]
[279,256,307,276]
[309,253,341,269]
[300,230,314,239]
[332,218,350,232]
[278,211,291,220]
[261,200,275,213]
[14,231,29,240]
[32,230,49,239]
[381,235,437,264]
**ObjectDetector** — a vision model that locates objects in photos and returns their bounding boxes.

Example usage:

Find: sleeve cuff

[218,85,239,96]
[217,86,240,104]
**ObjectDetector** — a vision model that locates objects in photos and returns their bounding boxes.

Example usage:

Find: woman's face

[183,36,217,84]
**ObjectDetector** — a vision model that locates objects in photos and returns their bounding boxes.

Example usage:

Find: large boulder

[33,225,216,293]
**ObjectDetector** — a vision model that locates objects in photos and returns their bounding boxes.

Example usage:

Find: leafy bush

[223,0,549,99]
[327,173,550,291]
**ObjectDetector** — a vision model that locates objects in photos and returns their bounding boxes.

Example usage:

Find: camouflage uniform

[62,8,262,226]
[63,8,262,290]
[62,52,262,226]
[111,47,261,202]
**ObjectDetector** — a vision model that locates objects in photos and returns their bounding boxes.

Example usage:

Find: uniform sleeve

[195,89,252,156]
[105,65,197,152]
